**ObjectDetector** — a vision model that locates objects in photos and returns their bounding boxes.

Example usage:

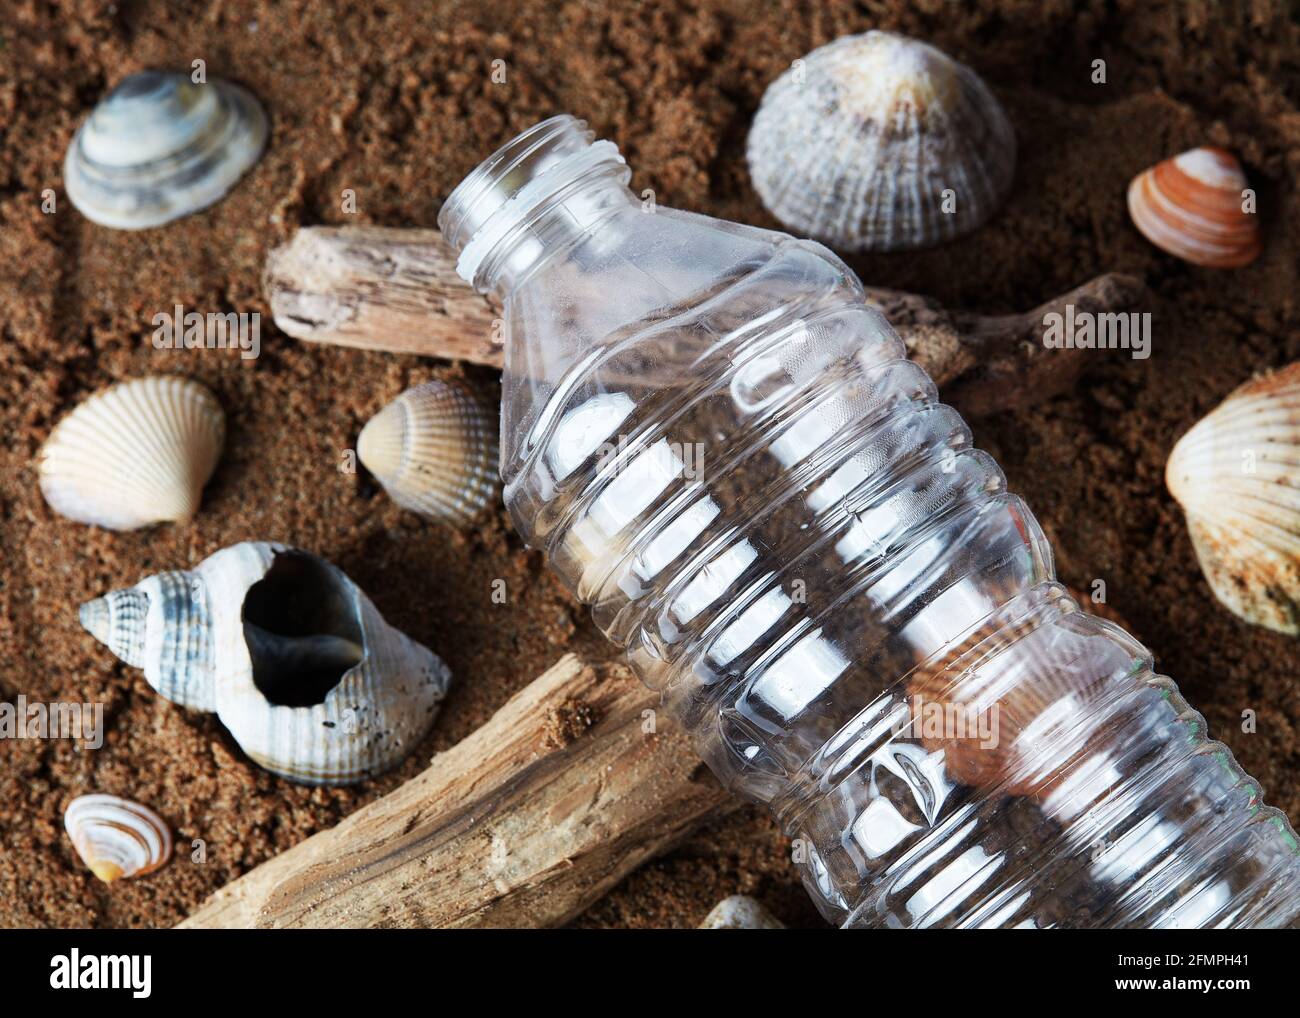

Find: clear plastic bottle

[439,116,1300,928]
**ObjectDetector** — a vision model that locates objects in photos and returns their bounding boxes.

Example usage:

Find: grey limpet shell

[64,70,268,230]
[746,31,1016,252]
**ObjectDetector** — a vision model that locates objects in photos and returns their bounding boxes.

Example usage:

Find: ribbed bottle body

[501,235,1300,928]
[441,117,1300,927]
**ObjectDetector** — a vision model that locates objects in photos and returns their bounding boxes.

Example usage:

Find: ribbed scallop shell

[80,542,452,785]
[357,381,497,527]
[746,31,1016,252]
[1166,364,1300,634]
[1127,147,1261,269]
[38,376,225,531]
[64,794,172,883]
[65,71,268,230]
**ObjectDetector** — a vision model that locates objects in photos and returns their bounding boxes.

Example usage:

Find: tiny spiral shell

[746,31,1016,252]
[357,381,497,527]
[38,376,225,531]
[1166,363,1300,633]
[64,794,173,884]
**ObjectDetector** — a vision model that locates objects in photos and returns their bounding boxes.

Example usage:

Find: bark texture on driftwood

[179,654,735,929]
[265,225,1144,416]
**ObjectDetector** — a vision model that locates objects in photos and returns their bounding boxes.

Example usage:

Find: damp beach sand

[1,0,1298,928]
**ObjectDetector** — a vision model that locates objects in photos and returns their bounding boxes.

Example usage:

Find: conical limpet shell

[357,381,497,527]
[746,31,1016,251]
[64,794,173,884]
[80,542,452,785]
[1166,364,1300,634]
[64,71,268,230]
[38,376,225,531]
[1127,147,1261,269]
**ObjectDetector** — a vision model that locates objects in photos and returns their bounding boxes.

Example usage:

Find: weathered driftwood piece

[266,225,1143,416]
[179,654,735,929]
[265,226,501,363]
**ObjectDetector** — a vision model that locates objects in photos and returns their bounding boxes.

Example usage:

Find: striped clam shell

[64,71,268,230]
[905,592,1118,798]
[357,381,498,527]
[1166,364,1300,634]
[38,376,225,531]
[746,31,1015,252]
[79,542,452,785]
[1127,147,1261,269]
[64,794,172,883]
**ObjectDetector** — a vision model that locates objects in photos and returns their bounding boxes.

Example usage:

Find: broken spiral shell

[80,542,452,785]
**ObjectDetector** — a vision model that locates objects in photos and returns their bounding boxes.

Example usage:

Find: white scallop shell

[357,381,497,527]
[64,794,173,884]
[80,542,452,785]
[1166,364,1300,634]
[38,376,225,531]
[746,31,1016,251]
[64,71,268,230]
[699,895,784,929]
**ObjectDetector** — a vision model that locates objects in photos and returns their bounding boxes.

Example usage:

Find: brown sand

[0,0,1297,929]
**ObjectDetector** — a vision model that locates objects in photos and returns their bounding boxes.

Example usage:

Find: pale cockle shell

[64,71,268,230]
[1166,364,1300,634]
[699,895,785,929]
[80,542,452,785]
[1127,147,1261,269]
[64,794,173,884]
[357,381,497,527]
[38,376,225,531]
[746,31,1016,251]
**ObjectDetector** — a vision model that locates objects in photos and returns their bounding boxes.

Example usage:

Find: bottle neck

[439,115,633,300]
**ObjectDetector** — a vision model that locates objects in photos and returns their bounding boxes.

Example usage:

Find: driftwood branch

[179,654,736,929]
[266,225,1144,416]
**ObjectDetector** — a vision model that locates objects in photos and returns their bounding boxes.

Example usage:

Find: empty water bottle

[439,115,1300,928]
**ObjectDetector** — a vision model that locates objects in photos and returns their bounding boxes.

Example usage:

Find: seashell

[905,591,1113,799]
[64,794,172,883]
[699,895,785,929]
[80,542,452,784]
[357,381,497,527]
[38,376,225,531]
[1127,147,1261,268]
[64,71,268,230]
[746,31,1016,252]
[1166,363,1300,634]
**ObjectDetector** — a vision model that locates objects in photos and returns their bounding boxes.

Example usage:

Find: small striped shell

[1166,364,1300,634]
[746,31,1015,251]
[80,542,453,785]
[65,71,268,230]
[64,794,172,883]
[1127,148,1261,268]
[38,376,225,531]
[357,381,497,527]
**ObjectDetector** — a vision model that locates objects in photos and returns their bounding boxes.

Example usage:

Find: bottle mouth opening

[438,114,627,286]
